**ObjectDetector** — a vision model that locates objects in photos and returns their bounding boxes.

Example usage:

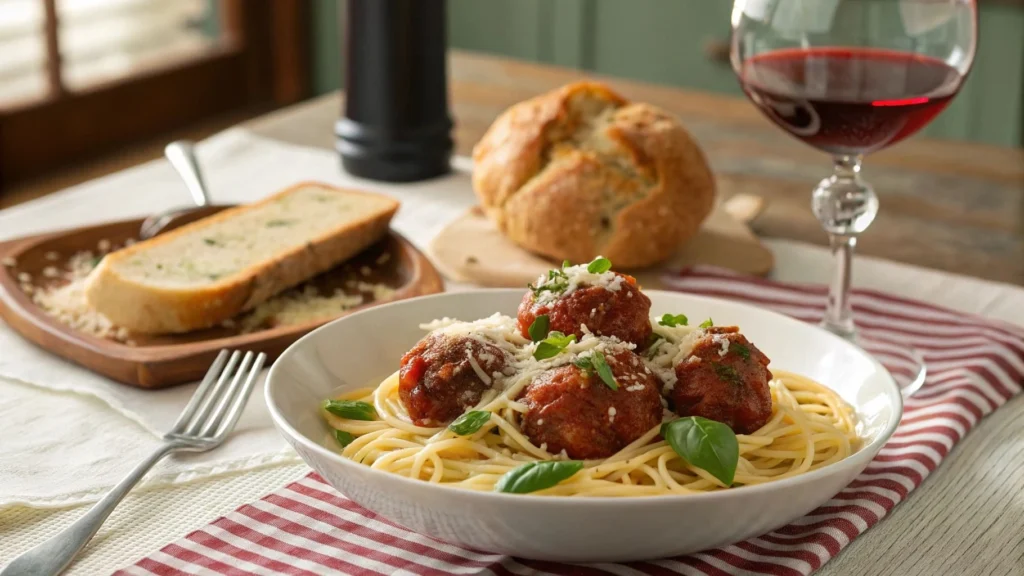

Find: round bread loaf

[472,81,716,269]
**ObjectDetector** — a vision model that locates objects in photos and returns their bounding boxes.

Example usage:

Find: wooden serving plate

[0,209,444,389]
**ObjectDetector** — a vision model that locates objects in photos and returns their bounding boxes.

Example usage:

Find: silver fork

[1,350,266,576]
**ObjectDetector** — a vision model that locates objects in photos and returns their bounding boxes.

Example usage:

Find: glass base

[822,322,927,397]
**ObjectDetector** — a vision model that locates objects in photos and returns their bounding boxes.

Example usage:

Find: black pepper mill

[336,0,453,182]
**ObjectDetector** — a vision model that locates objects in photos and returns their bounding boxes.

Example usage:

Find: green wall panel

[310,0,342,94]
[447,0,545,61]
[587,0,741,96]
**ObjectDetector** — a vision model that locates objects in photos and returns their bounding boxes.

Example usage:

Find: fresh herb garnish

[203,238,220,246]
[266,219,292,227]
[658,313,689,327]
[661,416,739,486]
[592,351,618,390]
[449,410,491,435]
[495,460,584,494]
[731,342,751,360]
[586,256,612,274]
[528,315,550,342]
[573,350,618,390]
[533,332,576,360]
[322,399,376,421]
[713,363,743,386]
[645,332,664,349]
[333,429,354,448]
[561,260,572,268]
[89,256,103,269]
[699,318,714,329]
[528,267,569,297]
[645,333,665,358]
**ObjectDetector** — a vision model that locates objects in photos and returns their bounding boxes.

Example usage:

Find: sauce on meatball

[670,326,773,434]
[518,271,652,348]
[399,333,510,426]
[519,349,663,459]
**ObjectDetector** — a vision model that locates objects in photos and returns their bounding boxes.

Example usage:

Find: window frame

[0,0,310,189]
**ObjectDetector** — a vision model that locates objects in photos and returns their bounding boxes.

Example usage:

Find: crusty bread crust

[472,81,715,269]
[84,182,398,334]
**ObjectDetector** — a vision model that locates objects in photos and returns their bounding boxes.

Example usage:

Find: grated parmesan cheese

[530,259,624,305]
[239,285,365,333]
[31,249,129,342]
[641,323,707,394]
[712,334,730,357]
[608,406,617,423]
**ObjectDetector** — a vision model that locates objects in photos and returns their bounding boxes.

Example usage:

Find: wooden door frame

[0,0,310,190]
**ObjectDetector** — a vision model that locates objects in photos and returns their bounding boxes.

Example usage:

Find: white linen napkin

[0,129,476,507]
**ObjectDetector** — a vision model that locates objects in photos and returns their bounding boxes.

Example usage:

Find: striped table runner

[118,267,1024,576]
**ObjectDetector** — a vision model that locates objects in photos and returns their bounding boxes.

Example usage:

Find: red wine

[739,48,963,156]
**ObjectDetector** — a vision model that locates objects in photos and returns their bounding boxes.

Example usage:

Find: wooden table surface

[247,50,1024,287]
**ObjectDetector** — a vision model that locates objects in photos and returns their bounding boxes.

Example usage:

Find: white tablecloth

[1,129,1022,574]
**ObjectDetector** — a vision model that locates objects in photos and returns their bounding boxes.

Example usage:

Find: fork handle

[1,442,182,576]
[164,141,210,208]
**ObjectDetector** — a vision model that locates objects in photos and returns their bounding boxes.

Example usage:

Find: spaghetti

[321,314,861,497]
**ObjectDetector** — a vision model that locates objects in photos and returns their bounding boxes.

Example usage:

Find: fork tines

[169,349,266,442]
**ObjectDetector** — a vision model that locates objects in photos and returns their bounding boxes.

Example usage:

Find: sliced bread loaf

[84,182,399,334]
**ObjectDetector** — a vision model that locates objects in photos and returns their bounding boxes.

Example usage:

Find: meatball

[670,326,772,434]
[399,333,509,426]
[519,349,663,459]
[517,274,652,348]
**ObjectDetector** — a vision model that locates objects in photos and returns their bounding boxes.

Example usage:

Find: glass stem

[812,155,878,340]
[825,234,856,337]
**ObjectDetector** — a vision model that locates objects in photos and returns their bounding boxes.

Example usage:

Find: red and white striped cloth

[117,267,1024,576]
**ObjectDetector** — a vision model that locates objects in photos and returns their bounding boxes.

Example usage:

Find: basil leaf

[533,331,576,360]
[495,460,584,494]
[699,318,714,329]
[658,313,688,327]
[528,314,550,342]
[323,399,376,421]
[661,416,739,486]
[572,356,593,375]
[586,256,612,274]
[590,350,618,390]
[449,410,491,435]
[333,429,355,448]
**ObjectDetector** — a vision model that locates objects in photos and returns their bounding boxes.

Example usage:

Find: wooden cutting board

[428,194,772,289]
[0,211,444,389]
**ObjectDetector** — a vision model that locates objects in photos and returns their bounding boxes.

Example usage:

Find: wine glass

[729,0,977,395]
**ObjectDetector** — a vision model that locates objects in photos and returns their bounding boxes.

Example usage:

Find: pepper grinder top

[336,0,454,183]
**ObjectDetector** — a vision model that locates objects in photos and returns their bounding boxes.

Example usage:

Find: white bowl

[265,289,901,562]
